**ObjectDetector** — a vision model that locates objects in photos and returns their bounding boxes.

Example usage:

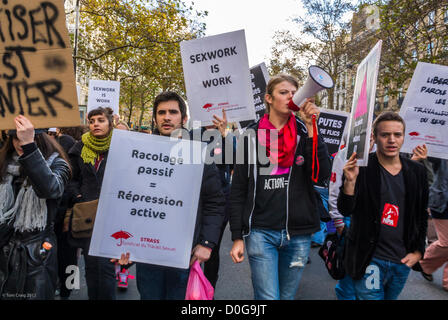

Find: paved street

[64,225,447,300]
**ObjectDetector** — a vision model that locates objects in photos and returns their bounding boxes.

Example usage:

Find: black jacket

[154,130,226,250]
[192,162,226,250]
[229,116,331,241]
[68,141,109,205]
[337,153,429,280]
[66,141,109,249]
[0,146,70,300]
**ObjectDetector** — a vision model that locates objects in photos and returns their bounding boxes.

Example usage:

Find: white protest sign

[89,130,206,269]
[87,79,120,114]
[346,40,382,166]
[180,29,256,126]
[399,62,448,160]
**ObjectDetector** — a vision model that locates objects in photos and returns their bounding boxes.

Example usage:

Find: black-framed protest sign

[399,62,448,160]
[318,108,349,156]
[240,62,270,128]
[180,29,256,126]
[346,40,382,166]
[0,0,80,130]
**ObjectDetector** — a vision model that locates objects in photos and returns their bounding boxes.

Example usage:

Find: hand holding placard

[343,152,359,196]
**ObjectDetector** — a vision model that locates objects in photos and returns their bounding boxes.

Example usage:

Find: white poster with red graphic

[180,29,256,126]
[346,40,382,166]
[89,130,206,269]
[399,62,448,160]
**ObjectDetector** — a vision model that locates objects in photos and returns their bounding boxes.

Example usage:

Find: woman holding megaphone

[229,73,332,300]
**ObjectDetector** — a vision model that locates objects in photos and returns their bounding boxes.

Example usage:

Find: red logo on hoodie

[381,203,399,227]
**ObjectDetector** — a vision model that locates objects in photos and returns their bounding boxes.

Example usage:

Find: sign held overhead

[0,0,80,130]
[180,30,256,126]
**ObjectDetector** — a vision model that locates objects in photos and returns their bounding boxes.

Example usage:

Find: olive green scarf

[81,131,113,165]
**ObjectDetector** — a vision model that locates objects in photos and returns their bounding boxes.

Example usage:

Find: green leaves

[71,0,206,127]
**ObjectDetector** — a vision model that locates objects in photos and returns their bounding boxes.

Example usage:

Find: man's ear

[182,114,188,125]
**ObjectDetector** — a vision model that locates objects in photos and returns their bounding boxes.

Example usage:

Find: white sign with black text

[89,130,206,269]
[87,79,121,115]
[399,62,448,160]
[180,30,256,126]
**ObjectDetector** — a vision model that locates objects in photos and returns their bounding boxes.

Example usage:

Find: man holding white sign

[111,91,225,300]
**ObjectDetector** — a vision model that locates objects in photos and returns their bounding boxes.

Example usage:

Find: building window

[427,42,434,56]
[428,11,435,27]
[444,40,448,52]
[444,9,448,24]
[398,88,404,106]
[412,49,418,61]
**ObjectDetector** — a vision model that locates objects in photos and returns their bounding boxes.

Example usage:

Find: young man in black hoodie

[338,111,428,300]
[132,91,225,300]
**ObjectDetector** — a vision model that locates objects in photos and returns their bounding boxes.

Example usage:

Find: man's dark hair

[372,111,406,137]
[151,91,188,132]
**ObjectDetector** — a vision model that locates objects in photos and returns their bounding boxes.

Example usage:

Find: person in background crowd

[338,111,428,300]
[68,107,116,300]
[0,116,71,300]
[229,74,331,300]
[47,128,58,138]
[417,158,448,292]
[50,127,78,299]
[59,126,88,143]
[311,179,331,248]
[111,117,132,288]
[117,91,225,300]
[115,121,130,131]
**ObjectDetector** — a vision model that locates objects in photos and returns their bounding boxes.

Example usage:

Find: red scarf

[258,113,297,168]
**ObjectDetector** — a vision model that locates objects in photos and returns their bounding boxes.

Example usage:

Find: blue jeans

[312,186,329,245]
[335,275,356,300]
[245,228,311,300]
[311,221,327,245]
[136,263,190,300]
[352,257,411,300]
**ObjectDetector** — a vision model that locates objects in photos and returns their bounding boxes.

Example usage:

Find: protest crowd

[1,77,448,301]
[0,1,448,303]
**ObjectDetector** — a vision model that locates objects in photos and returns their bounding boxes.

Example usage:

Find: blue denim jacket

[428,159,448,219]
